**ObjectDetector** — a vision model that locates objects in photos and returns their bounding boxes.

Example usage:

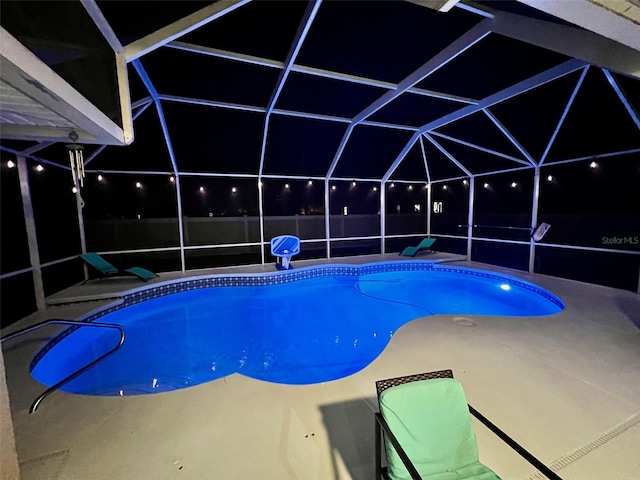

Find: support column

[426,183,432,236]
[324,180,331,258]
[17,156,45,310]
[466,176,475,260]
[258,179,265,264]
[529,166,541,273]
[380,181,386,254]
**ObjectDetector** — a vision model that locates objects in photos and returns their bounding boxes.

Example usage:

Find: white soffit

[0,27,128,145]
[518,0,640,52]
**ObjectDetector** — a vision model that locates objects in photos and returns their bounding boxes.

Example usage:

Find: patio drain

[522,411,640,479]
[454,317,476,327]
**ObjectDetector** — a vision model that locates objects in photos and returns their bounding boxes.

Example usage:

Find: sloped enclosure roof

[1,0,639,184]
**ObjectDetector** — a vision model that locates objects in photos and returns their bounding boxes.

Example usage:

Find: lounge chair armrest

[375,412,422,480]
[468,405,562,480]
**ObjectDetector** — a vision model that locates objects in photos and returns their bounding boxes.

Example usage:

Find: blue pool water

[31,264,563,396]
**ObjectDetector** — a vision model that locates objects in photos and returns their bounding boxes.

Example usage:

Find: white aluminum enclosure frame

[2,0,640,303]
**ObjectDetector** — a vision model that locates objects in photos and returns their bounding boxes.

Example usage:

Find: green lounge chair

[374,370,561,480]
[399,238,436,257]
[80,253,158,282]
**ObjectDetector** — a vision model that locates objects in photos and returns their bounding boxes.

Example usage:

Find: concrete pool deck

[2,253,639,479]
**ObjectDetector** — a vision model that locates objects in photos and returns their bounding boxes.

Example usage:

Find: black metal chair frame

[374,369,562,480]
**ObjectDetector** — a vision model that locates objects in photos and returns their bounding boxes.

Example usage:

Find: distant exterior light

[390,183,395,188]
[36,164,44,172]
[590,161,598,169]
[169,176,175,183]
[231,187,237,193]
[547,175,553,182]
[97,174,104,182]
[6,160,15,169]
[414,204,421,212]
[483,182,489,189]
[284,183,290,189]
[343,206,348,216]
[199,186,205,193]
[331,185,336,191]
[72,186,78,194]
[442,185,448,190]
[135,181,142,189]
[462,179,468,185]
[408,185,413,191]
[511,182,517,188]
[373,186,378,192]
[308,180,313,186]
[352,181,357,187]
[208,212,213,217]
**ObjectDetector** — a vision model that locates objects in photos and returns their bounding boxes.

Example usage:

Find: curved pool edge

[30,260,564,373]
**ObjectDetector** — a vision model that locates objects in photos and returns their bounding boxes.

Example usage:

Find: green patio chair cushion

[400,238,436,257]
[81,253,158,282]
[380,378,500,480]
[124,267,158,281]
[81,253,119,275]
[416,238,436,250]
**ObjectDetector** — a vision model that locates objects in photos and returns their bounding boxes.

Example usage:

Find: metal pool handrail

[1,319,125,413]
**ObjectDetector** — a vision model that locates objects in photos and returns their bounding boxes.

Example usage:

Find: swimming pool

[31,262,563,396]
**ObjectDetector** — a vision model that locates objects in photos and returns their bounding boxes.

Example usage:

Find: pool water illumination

[31,264,564,396]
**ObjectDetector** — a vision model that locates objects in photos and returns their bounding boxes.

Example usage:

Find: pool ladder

[1,319,125,413]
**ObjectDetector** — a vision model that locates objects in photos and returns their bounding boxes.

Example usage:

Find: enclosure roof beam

[539,65,589,165]
[131,96,153,109]
[326,18,492,179]
[19,142,54,156]
[419,135,432,184]
[406,0,462,13]
[168,41,478,104]
[603,68,640,130]
[429,130,531,166]
[159,94,266,113]
[265,1,321,116]
[421,58,586,133]
[352,18,492,125]
[262,0,319,177]
[542,148,640,167]
[0,145,59,168]
[454,1,495,18]
[167,41,284,69]
[157,93,418,130]
[482,108,536,166]
[80,0,124,53]
[84,145,107,166]
[124,0,251,62]
[423,133,473,177]
[382,132,422,182]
